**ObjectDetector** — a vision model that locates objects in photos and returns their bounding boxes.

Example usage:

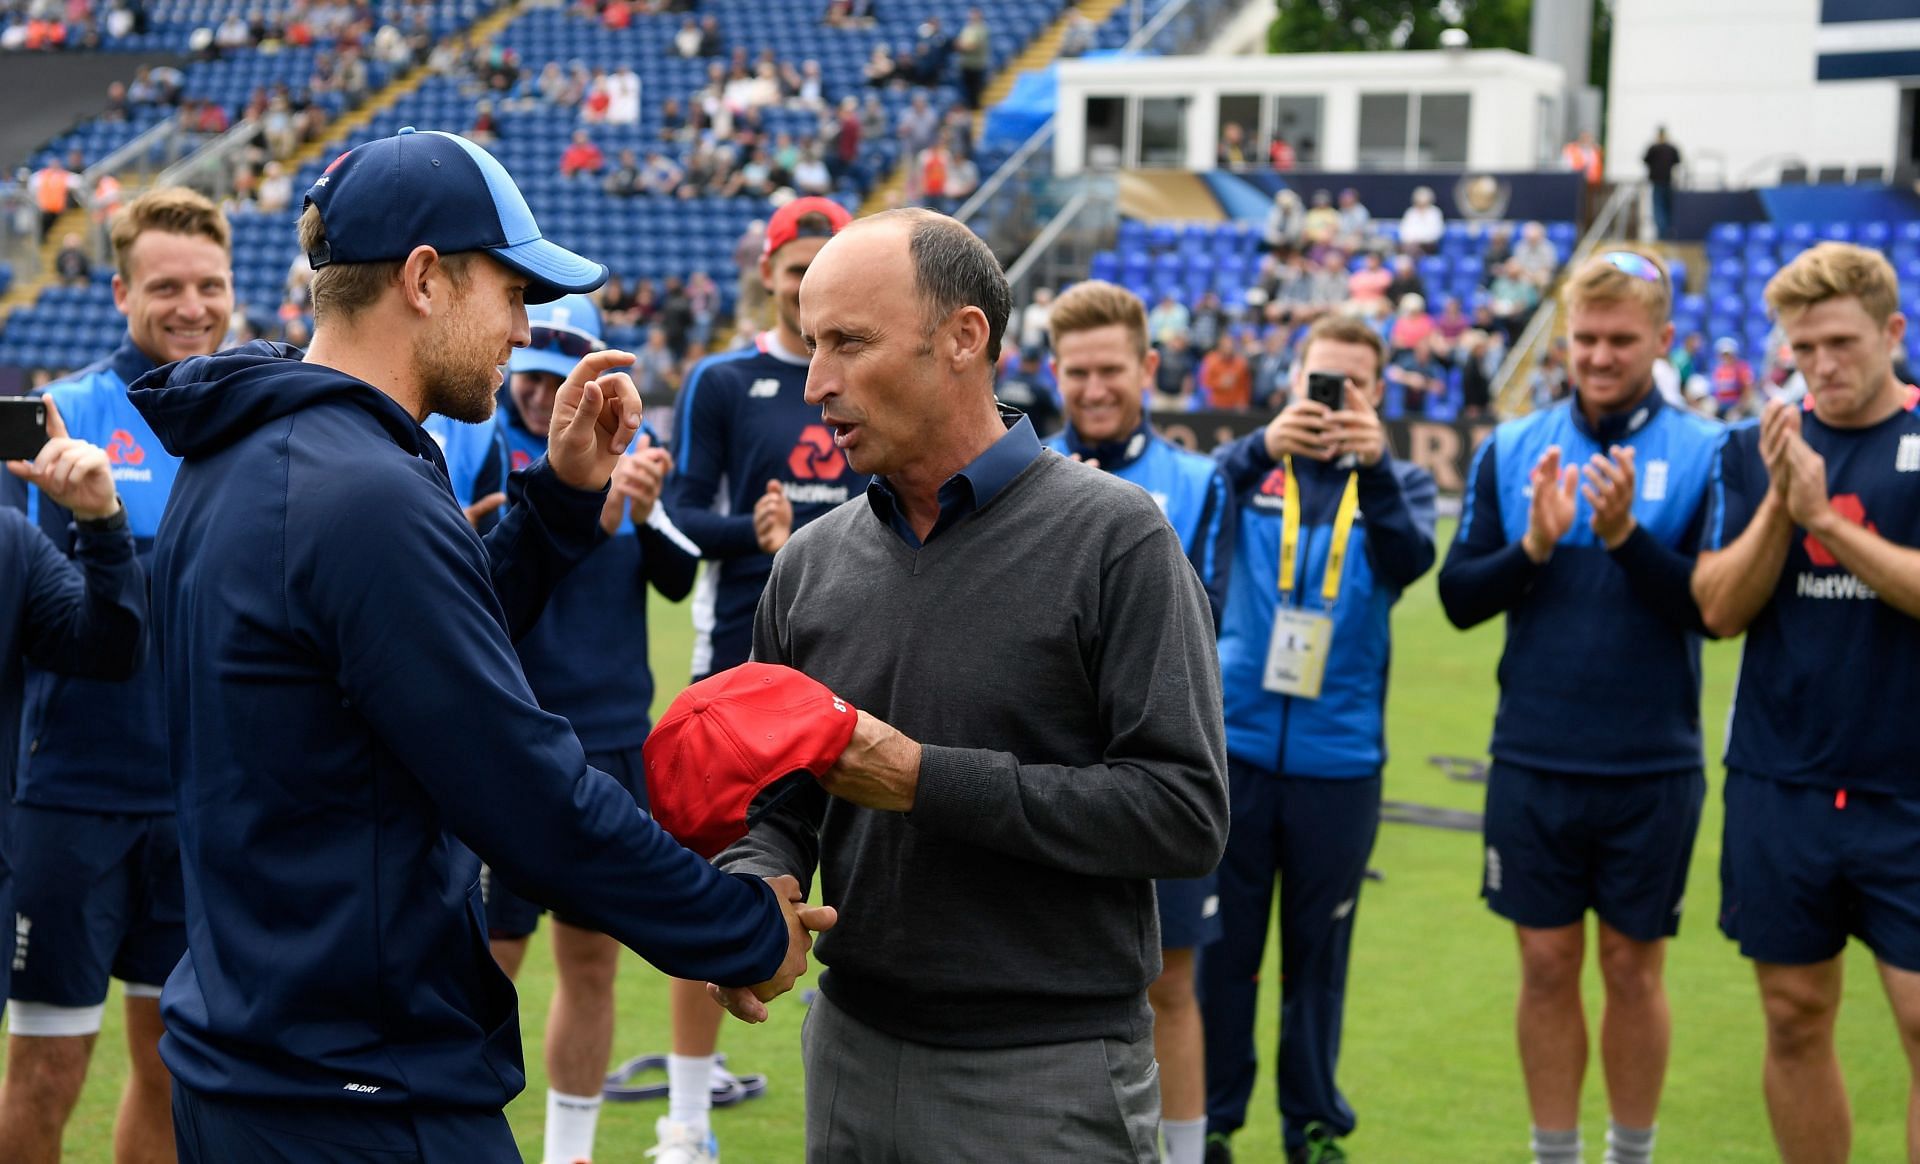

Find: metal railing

[1001,178,1120,307]
[82,116,186,190]
[156,119,262,200]
[1490,180,1642,416]
[0,187,45,283]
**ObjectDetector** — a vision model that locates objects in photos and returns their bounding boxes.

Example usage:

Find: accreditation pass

[1262,607,1333,699]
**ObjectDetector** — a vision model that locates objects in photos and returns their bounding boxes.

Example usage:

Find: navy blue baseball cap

[304,127,607,304]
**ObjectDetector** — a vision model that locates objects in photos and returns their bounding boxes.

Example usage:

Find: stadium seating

[1691,219,1920,366]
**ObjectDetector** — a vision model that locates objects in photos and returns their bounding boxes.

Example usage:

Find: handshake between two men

[645,662,921,1023]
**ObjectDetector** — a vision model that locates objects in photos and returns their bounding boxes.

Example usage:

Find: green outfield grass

[42,521,1910,1161]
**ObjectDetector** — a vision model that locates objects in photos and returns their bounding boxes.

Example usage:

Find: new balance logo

[1485,846,1503,893]
[1331,897,1356,922]
[342,1082,382,1094]
[748,379,780,398]
[12,913,29,973]
[1897,434,1920,473]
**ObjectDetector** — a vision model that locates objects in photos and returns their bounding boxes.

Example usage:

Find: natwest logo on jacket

[787,424,846,481]
[106,428,145,466]
[103,427,154,482]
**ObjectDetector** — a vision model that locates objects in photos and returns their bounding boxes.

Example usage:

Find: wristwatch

[75,502,128,534]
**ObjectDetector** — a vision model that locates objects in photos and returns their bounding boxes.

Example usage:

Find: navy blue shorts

[1157,872,1221,951]
[173,1083,517,1163]
[1721,769,1920,971]
[8,804,184,1005]
[1481,762,1704,942]
[485,745,648,940]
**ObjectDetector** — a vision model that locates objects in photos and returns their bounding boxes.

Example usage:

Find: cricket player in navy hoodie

[0,187,231,1164]
[1694,244,1920,1163]
[125,129,829,1161]
[1039,279,1233,1164]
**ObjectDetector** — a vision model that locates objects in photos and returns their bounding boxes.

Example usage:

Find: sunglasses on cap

[529,323,604,359]
[1600,251,1666,287]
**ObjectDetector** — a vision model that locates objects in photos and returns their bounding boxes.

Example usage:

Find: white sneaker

[646,1117,719,1164]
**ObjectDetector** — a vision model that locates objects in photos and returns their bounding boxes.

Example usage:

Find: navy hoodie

[127,343,787,1109]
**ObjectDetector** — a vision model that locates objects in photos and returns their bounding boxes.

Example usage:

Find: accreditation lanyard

[1278,455,1361,608]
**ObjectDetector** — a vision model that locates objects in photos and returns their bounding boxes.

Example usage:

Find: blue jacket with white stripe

[1437,389,1724,775]
[1215,433,1437,779]
[1044,421,1233,628]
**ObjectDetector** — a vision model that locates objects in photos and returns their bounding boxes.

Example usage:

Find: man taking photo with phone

[1201,315,1437,1164]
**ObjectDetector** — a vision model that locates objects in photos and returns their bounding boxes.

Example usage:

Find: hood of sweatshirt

[126,340,438,464]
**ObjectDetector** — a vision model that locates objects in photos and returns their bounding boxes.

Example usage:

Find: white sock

[1163,1116,1207,1164]
[1604,1120,1656,1164]
[1532,1126,1583,1164]
[543,1089,602,1164]
[668,1053,715,1131]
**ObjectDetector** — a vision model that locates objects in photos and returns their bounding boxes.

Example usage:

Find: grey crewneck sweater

[719,450,1229,1048]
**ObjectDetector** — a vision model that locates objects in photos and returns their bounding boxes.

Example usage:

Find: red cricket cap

[763,196,853,259]
[643,663,857,858]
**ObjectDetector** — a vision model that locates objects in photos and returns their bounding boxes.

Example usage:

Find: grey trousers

[802,992,1161,1163]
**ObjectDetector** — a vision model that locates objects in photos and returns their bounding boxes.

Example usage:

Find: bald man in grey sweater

[715,208,1229,1162]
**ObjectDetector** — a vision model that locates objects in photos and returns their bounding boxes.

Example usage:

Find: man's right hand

[708,874,836,1023]
[1759,399,1801,503]
[1521,445,1578,563]
[5,397,120,521]
[1262,398,1334,463]
[753,479,794,553]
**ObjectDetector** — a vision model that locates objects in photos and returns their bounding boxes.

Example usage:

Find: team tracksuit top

[663,333,868,677]
[1438,389,1726,775]
[127,343,787,1109]
[1214,435,1438,779]
[1707,399,1920,793]
[1044,420,1235,628]
[14,337,174,814]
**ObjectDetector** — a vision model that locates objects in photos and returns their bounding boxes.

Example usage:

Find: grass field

[40,520,1912,1161]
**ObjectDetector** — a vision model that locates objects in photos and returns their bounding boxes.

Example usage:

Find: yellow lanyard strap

[1278,456,1362,606]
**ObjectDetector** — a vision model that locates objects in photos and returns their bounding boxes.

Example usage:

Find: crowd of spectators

[1,0,139,50]
[423,3,993,214]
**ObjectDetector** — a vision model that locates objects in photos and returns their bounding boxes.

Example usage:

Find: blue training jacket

[127,343,788,1109]
[1044,421,1234,628]
[663,334,867,678]
[13,337,173,813]
[1437,389,1724,775]
[1215,434,1437,778]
